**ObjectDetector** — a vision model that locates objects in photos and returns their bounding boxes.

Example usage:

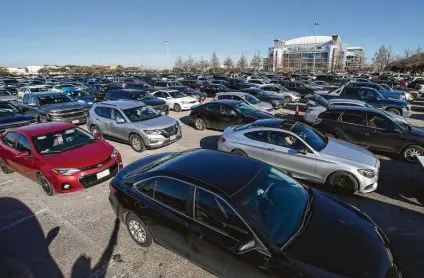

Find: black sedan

[169,86,207,101]
[86,83,123,100]
[239,88,286,109]
[201,84,236,97]
[104,89,169,114]
[109,149,401,278]
[313,105,424,162]
[189,100,273,131]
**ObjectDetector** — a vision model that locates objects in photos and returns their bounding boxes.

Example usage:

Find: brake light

[109,184,118,193]
[219,137,226,142]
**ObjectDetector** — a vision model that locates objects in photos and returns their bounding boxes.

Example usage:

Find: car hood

[0,113,34,124]
[409,126,424,137]
[0,96,17,101]
[179,96,197,102]
[75,96,96,102]
[287,190,392,278]
[320,138,378,167]
[382,91,403,100]
[40,140,114,168]
[253,101,273,109]
[141,98,166,106]
[133,115,176,129]
[40,102,88,112]
[246,111,274,120]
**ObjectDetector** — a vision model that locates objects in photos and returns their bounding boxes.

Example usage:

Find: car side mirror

[116,118,125,124]
[236,238,256,254]
[297,148,308,155]
[15,151,30,158]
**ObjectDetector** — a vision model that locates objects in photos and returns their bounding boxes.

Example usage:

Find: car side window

[94,106,112,119]
[220,105,237,116]
[154,177,191,212]
[16,135,31,152]
[135,179,155,198]
[29,96,37,105]
[244,131,268,142]
[268,131,304,149]
[205,103,220,113]
[367,114,395,130]
[195,188,250,241]
[321,111,342,121]
[23,94,31,104]
[341,112,364,125]
[112,109,125,122]
[360,89,378,101]
[3,132,18,148]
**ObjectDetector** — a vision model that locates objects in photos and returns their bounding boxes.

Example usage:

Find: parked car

[0,101,36,132]
[150,89,199,112]
[17,85,50,99]
[65,90,96,107]
[214,92,274,114]
[180,80,204,90]
[123,83,152,90]
[408,77,424,89]
[377,83,415,102]
[280,81,317,95]
[218,119,380,193]
[87,101,181,152]
[346,82,406,101]
[227,78,252,90]
[13,92,89,124]
[190,100,273,131]
[104,89,169,115]
[201,84,236,97]
[312,105,424,162]
[86,83,123,100]
[0,122,122,195]
[322,86,411,117]
[0,87,17,101]
[153,80,184,89]
[314,75,346,85]
[51,84,78,93]
[239,88,286,109]
[109,148,401,278]
[258,84,301,103]
[168,86,207,101]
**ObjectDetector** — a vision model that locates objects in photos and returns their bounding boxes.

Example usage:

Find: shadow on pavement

[179,116,193,127]
[409,113,424,121]
[0,197,63,278]
[200,135,220,150]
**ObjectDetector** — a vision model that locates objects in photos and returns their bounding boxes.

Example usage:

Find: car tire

[38,115,48,123]
[90,126,103,139]
[0,158,13,174]
[129,134,145,152]
[126,213,153,247]
[36,173,55,196]
[174,103,182,112]
[402,145,424,162]
[386,108,401,116]
[193,117,206,131]
[231,149,247,157]
[326,172,358,194]
[284,96,292,104]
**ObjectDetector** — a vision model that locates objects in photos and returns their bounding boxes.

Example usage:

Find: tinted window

[206,103,220,113]
[321,111,341,121]
[341,112,364,125]
[219,95,232,100]
[221,105,237,116]
[195,188,250,241]
[135,179,155,197]
[343,88,358,98]
[359,89,379,101]
[94,106,112,118]
[112,109,125,121]
[23,94,31,104]
[154,177,190,212]
[16,135,31,151]
[3,132,18,148]
[268,131,304,149]
[245,131,268,142]
[367,114,395,130]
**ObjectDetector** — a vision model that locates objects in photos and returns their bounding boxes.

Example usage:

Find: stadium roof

[284,36,333,46]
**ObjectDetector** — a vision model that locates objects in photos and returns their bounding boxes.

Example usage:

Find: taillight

[219,137,226,142]
[109,184,118,193]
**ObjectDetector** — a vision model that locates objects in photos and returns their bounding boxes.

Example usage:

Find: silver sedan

[217,119,380,194]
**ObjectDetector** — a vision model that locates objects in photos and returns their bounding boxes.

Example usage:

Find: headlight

[111,148,119,158]
[144,129,162,135]
[181,101,189,104]
[52,168,81,176]
[357,169,376,178]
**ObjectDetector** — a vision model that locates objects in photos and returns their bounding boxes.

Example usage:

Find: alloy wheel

[330,174,355,190]
[194,118,205,130]
[128,220,147,243]
[404,147,423,162]
[38,174,54,196]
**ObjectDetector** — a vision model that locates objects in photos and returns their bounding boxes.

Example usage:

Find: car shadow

[409,113,424,121]
[0,197,64,278]
[200,135,221,150]
[284,103,305,112]
[179,116,193,127]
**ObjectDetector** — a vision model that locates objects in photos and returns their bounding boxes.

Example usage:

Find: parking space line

[0,207,48,233]
[0,179,13,186]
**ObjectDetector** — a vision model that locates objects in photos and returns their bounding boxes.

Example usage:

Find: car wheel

[231,149,247,157]
[284,96,292,104]
[174,103,182,112]
[193,118,206,130]
[38,115,48,123]
[90,126,103,139]
[386,108,401,116]
[130,134,145,152]
[326,172,358,194]
[402,145,424,162]
[36,173,55,196]
[0,158,13,174]
[126,213,152,247]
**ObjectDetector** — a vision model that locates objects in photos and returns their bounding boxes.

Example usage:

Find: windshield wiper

[61,142,90,152]
[40,149,63,154]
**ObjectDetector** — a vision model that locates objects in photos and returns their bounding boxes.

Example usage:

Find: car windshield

[0,90,12,96]
[291,123,328,151]
[32,128,96,155]
[179,87,195,93]
[37,94,72,105]
[234,166,308,247]
[232,102,257,115]
[169,82,183,86]
[135,93,155,101]
[261,91,274,96]
[68,90,90,97]
[244,94,261,104]
[169,91,186,98]
[122,105,160,122]
[31,87,48,92]
[0,103,20,114]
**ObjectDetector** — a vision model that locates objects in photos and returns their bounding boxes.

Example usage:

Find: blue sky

[1,0,423,68]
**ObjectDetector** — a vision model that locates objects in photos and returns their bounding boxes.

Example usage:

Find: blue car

[347,82,406,101]
[66,90,96,106]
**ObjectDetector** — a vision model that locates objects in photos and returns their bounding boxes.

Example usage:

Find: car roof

[328,98,365,105]
[327,105,382,113]
[108,89,147,94]
[12,122,76,136]
[156,89,179,93]
[96,100,145,109]
[24,85,49,89]
[250,119,298,130]
[155,149,264,197]
[207,99,240,105]
[30,92,65,97]
[217,91,247,96]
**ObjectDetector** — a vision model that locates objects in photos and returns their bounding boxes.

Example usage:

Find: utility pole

[165,40,170,74]
[312,22,319,75]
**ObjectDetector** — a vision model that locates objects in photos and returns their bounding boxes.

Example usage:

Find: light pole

[165,40,169,73]
[312,22,319,75]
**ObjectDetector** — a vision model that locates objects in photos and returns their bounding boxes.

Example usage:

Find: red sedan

[0,122,123,195]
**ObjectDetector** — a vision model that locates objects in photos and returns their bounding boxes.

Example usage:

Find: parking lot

[1,99,424,278]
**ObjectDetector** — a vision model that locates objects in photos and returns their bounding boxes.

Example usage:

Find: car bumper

[48,115,87,124]
[357,170,379,194]
[144,128,182,148]
[401,108,411,118]
[180,102,200,110]
[48,156,123,193]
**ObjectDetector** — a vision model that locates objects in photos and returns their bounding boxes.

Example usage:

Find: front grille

[160,124,178,138]
[79,156,112,171]
[0,120,33,131]
[79,163,118,188]
[49,109,85,118]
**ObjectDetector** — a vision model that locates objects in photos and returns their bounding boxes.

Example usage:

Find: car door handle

[267,147,275,151]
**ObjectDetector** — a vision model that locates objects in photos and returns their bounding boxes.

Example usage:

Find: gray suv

[87,100,181,152]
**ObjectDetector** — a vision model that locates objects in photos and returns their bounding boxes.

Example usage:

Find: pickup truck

[319,86,411,117]
[0,101,36,132]
[12,92,89,124]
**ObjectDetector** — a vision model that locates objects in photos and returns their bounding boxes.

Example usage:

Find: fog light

[62,183,71,190]
[149,139,159,144]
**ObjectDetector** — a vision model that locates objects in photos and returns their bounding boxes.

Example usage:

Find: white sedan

[152,89,199,112]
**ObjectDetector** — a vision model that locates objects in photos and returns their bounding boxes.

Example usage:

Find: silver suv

[87,100,181,152]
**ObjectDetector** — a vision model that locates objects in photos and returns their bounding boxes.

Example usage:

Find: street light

[165,40,170,73]
[312,22,319,75]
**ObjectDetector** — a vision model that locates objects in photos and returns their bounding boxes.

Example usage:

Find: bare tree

[414,45,423,55]
[237,54,248,72]
[174,56,184,73]
[183,55,195,73]
[223,57,234,71]
[198,57,209,73]
[373,45,395,73]
[250,53,262,72]
[404,49,413,58]
[210,52,220,73]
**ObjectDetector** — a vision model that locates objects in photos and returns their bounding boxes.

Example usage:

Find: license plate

[72,119,80,124]
[96,169,110,179]
[170,135,177,140]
